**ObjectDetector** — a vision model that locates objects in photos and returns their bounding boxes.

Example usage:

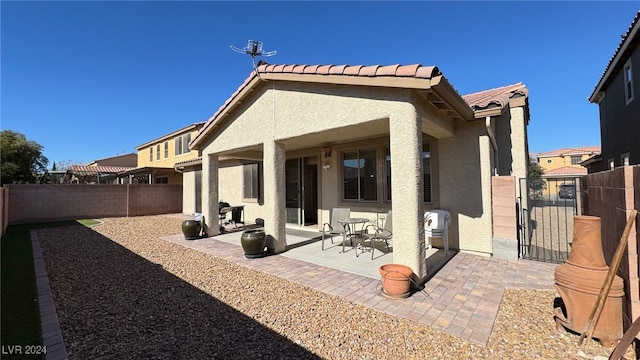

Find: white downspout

[485,116,499,175]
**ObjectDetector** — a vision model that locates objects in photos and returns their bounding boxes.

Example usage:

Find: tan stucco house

[187,63,530,281]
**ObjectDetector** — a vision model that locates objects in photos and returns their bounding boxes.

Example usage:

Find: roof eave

[136,122,206,150]
[190,75,262,150]
[471,107,505,119]
[429,76,475,121]
[589,15,640,103]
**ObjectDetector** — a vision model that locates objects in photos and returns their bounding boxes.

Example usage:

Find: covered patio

[200,223,453,279]
[186,63,531,283]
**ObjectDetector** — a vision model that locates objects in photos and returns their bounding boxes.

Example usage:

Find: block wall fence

[582,165,640,335]
[1,184,182,228]
[0,169,637,336]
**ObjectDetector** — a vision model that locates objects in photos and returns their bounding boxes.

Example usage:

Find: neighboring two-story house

[538,146,601,175]
[536,146,600,198]
[587,11,639,172]
[121,122,204,184]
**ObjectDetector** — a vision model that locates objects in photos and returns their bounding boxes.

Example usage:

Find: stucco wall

[182,167,198,214]
[217,160,264,225]
[5,184,182,224]
[201,82,415,155]
[439,120,493,256]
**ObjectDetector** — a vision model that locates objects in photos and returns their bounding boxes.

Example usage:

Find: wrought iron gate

[517,177,580,263]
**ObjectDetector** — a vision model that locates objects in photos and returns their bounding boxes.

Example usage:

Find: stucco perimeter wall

[438,121,493,256]
[583,165,640,332]
[6,184,182,224]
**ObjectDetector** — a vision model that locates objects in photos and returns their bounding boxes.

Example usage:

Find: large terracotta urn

[553,215,624,348]
[379,264,413,298]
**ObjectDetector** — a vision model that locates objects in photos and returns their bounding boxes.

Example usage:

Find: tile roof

[461,83,528,110]
[69,165,134,175]
[175,157,202,168]
[590,11,640,101]
[258,63,441,78]
[203,63,442,133]
[191,62,529,149]
[543,166,587,176]
[537,146,601,158]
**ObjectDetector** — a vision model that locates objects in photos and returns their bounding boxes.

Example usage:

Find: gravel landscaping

[37,215,634,359]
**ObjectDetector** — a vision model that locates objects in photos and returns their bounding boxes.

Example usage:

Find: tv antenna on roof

[230,40,277,77]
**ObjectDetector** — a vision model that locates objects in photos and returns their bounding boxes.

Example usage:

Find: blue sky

[2,1,638,167]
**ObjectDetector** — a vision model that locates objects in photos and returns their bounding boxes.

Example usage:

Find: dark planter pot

[241,230,267,258]
[182,220,202,240]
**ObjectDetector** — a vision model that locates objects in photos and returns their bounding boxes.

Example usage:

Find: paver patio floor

[163,216,557,346]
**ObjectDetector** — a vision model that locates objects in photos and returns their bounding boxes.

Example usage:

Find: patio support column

[202,153,220,235]
[263,140,287,253]
[389,105,427,280]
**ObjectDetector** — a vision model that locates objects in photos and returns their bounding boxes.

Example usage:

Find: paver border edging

[30,229,68,360]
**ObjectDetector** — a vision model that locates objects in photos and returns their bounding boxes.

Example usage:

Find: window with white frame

[164,141,169,159]
[175,133,191,156]
[343,149,377,201]
[570,156,581,165]
[243,163,261,200]
[621,152,630,166]
[385,143,432,203]
[624,59,634,104]
[156,144,160,161]
[149,148,153,162]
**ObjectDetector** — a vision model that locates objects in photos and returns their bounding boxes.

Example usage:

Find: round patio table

[338,218,369,255]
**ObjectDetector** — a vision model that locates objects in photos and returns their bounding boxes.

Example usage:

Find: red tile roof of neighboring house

[69,165,134,175]
[590,11,640,102]
[174,157,202,168]
[461,83,528,110]
[190,63,529,149]
[543,166,588,176]
[537,146,601,158]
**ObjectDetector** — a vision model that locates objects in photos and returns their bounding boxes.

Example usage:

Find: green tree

[528,156,546,199]
[1,130,49,185]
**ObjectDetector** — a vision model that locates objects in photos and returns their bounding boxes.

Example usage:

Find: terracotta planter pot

[241,230,267,258]
[181,220,202,240]
[379,264,413,298]
[554,215,624,347]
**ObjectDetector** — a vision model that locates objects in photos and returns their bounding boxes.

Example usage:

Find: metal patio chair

[362,210,393,259]
[321,208,350,250]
